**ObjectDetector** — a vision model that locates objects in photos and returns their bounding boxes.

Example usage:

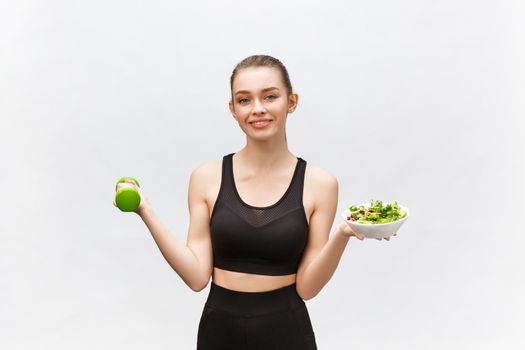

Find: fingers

[116,179,138,191]
[123,179,138,188]
[349,232,364,240]
[376,236,392,241]
[345,227,364,241]
[362,234,396,241]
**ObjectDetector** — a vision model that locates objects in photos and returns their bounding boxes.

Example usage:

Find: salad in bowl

[342,200,409,239]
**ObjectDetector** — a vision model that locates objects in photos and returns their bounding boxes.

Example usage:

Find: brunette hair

[230,55,293,102]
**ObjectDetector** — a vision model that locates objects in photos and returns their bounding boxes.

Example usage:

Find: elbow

[189,278,210,293]
[299,292,318,301]
[189,282,199,292]
[296,284,318,301]
[190,284,205,293]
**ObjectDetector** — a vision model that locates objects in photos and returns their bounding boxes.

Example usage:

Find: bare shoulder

[191,158,222,182]
[303,163,338,217]
[189,158,223,214]
[304,163,338,193]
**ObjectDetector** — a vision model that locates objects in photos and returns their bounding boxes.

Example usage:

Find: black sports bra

[210,153,309,276]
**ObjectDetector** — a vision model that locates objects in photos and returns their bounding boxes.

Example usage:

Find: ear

[287,92,299,113]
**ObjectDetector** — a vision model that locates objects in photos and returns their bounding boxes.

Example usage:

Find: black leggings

[197,281,318,350]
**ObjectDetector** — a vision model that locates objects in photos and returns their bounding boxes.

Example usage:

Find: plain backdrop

[1,0,524,349]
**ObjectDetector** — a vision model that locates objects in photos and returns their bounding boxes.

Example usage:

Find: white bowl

[341,203,410,239]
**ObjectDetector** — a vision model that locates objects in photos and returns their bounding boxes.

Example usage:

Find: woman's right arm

[136,164,214,292]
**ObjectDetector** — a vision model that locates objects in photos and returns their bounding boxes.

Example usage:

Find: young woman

[114,55,390,349]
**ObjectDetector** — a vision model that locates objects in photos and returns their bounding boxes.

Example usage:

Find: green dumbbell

[115,177,141,212]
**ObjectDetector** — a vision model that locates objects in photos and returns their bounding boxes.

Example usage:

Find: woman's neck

[235,140,296,175]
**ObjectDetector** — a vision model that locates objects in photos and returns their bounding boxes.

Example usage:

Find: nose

[252,98,266,115]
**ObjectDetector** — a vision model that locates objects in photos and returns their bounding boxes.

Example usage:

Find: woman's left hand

[337,223,395,241]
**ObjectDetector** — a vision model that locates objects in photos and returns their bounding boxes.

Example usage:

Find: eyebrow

[234,87,280,96]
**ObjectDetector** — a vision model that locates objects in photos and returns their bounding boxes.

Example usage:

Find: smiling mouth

[249,120,272,128]
[249,119,272,124]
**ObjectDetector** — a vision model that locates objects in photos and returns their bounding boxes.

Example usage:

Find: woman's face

[229,67,298,141]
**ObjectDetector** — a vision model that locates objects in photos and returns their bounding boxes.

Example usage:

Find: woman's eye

[238,98,249,104]
[266,95,276,100]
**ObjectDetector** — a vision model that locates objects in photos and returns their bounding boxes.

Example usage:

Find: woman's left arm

[295,172,364,300]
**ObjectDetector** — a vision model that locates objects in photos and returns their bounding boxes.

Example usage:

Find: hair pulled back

[230,55,293,102]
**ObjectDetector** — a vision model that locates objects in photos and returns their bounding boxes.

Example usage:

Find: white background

[1,0,524,349]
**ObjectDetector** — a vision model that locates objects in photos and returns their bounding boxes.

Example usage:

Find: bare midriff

[212,267,296,292]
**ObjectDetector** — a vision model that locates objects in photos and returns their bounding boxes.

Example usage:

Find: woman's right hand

[113,178,151,215]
